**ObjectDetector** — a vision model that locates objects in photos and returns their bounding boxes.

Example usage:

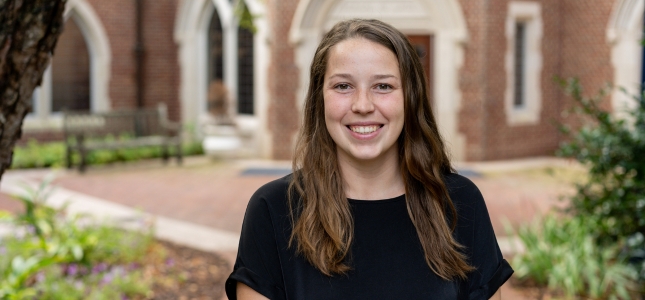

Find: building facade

[22,0,644,161]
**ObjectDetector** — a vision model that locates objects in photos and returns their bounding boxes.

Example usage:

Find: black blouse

[226,173,513,299]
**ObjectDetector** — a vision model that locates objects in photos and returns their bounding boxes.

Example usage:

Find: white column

[434,31,466,161]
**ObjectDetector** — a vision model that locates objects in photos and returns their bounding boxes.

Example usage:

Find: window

[208,10,224,83]
[206,4,255,116]
[514,21,527,108]
[237,25,254,115]
[505,1,543,125]
[52,18,90,112]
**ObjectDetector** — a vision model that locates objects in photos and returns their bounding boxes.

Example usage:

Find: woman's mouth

[347,125,383,134]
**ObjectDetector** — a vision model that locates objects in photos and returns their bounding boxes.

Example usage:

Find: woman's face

[323,37,404,164]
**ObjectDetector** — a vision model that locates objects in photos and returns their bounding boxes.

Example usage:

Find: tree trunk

[0,0,66,181]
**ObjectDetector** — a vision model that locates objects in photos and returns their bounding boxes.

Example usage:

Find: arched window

[237,25,254,115]
[208,9,224,83]
[205,2,255,116]
[52,18,91,112]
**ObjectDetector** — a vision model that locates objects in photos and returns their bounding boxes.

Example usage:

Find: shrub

[510,214,639,299]
[557,78,645,287]
[11,138,204,169]
[557,78,645,242]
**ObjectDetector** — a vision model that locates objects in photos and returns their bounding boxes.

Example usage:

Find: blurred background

[1,0,644,299]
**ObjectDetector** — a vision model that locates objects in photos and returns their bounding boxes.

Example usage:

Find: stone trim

[607,0,644,116]
[504,1,543,126]
[25,0,112,131]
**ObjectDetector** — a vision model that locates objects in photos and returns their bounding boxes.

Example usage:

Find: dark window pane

[209,9,224,82]
[52,18,90,112]
[237,26,254,115]
[514,22,527,108]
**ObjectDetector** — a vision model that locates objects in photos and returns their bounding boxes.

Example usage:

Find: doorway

[407,35,434,106]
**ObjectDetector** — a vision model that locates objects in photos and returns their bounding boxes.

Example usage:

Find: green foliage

[557,78,645,287]
[510,215,639,299]
[11,138,204,169]
[557,78,645,243]
[10,140,65,169]
[0,179,154,299]
[235,0,257,33]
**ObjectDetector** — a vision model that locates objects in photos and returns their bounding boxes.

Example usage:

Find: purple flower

[0,246,6,255]
[101,273,113,285]
[35,271,45,283]
[128,262,140,270]
[93,263,108,274]
[67,264,78,277]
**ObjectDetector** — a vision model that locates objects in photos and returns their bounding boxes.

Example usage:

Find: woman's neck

[338,150,405,200]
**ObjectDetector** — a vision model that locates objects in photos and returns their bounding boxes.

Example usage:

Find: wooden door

[406,35,434,106]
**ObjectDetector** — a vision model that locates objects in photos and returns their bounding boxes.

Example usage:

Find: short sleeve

[466,182,513,299]
[446,174,514,299]
[225,187,287,300]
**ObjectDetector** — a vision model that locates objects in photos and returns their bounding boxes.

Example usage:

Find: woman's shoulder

[246,174,293,214]
[443,172,483,204]
[252,174,292,198]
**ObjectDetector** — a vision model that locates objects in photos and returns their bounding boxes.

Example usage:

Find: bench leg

[66,147,73,169]
[162,144,169,164]
[176,143,182,165]
[79,149,87,173]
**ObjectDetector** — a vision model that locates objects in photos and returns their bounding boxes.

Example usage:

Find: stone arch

[174,0,269,145]
[290,0,469,160]
[27,0,111,129]
[63,0,111,112]
[607,0,643,114]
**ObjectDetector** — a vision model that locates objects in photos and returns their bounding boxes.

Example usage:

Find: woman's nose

[351,90,375,114]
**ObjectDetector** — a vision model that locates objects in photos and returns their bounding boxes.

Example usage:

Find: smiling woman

[323,37,405,180]
[226,19,512,300]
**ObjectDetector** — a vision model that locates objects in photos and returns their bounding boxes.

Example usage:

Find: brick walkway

[0,156,582,299]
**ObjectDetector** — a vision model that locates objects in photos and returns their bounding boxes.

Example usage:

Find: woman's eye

[376,84,392,90]
[335,83,350,90]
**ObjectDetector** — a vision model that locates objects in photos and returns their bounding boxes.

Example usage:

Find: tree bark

[0,0,66,180]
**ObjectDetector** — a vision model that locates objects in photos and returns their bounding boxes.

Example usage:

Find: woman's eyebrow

[328,73,353,80]
[328,74,397,80]
[372,74,397,80]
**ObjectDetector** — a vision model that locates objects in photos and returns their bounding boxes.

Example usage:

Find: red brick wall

[560,0,615,107]
[457,0,616,161]
[480,0,563,161]
[88,0,138,111]
[457,0,489,161]
[141,0,181,121]
[87,0,181,120]
[267,0,300,159]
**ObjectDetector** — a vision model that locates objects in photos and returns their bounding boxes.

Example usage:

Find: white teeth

[350,125,379,134]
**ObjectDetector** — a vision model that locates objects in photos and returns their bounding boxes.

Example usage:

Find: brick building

[23,0,644,161]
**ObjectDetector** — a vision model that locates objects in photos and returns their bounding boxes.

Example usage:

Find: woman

[226,19,513,299]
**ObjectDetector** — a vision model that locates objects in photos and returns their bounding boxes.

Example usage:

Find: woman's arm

[237,282,269,300]
[489,289,501,300]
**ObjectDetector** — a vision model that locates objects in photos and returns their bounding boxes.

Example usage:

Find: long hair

[288,19,474,280]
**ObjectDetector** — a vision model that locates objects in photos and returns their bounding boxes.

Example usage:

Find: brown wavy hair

[288,19,474,280]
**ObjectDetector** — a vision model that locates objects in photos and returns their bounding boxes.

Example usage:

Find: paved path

[0,156,582,299]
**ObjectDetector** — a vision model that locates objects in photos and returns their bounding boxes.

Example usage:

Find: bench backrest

[63,104,172,139]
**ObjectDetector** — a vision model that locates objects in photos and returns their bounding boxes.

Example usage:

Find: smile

[347,125,382,134]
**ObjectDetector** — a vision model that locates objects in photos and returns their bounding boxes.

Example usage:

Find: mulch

[144,240,231,300]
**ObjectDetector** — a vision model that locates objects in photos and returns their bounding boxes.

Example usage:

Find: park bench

[63,103,182,172]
